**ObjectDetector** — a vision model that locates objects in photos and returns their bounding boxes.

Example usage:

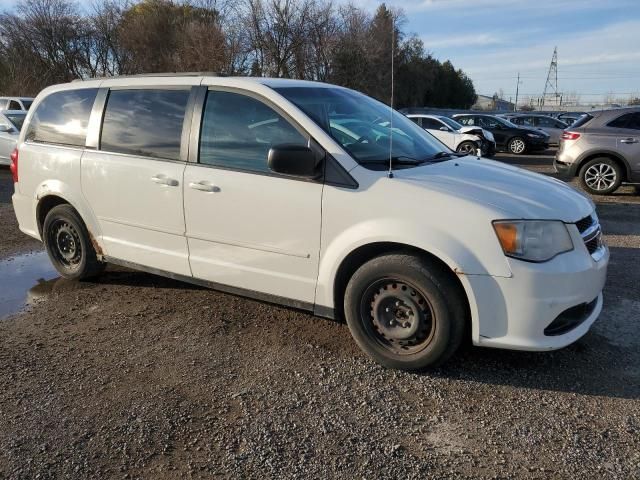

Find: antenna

[388,15,395,179]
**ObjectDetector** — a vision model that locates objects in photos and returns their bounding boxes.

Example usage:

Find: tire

[344,253,466,371]
[456,141,477,155]
[43,204,105,280]
[507,137,527,155]
[579,157,623,195]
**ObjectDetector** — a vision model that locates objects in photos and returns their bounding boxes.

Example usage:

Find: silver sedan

[0,110,26,165]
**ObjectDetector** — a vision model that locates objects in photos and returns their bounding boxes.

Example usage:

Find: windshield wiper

[426,151,467,162]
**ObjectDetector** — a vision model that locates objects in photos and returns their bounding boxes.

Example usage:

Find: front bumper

[467,226,609,351]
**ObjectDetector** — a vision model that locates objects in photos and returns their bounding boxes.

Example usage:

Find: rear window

[100,89,190,161]
[569,114,593,129]
[26,89,98,147]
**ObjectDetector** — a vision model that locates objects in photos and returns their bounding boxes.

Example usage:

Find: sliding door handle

[189,181,219,192]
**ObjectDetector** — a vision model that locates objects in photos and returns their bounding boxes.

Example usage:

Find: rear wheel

[344,253,465,371]
[43,204,105,280]
[507,137,526,154]
[579,157,622,195]
[456,141,477,155]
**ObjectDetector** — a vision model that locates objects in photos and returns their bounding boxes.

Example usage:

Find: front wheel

[579,157,622,195]
[43,204,105,280]
[344,253,466,371]
[456,141,477,155]
[507,137,527,154]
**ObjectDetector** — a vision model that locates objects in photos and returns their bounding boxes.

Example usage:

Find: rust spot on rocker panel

[88,231,104,258]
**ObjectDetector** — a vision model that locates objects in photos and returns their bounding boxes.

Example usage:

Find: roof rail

[72,72,227,82]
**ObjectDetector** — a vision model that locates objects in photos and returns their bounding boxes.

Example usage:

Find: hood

[397,157,594,222]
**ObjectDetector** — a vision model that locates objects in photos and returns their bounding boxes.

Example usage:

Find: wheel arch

[33,181,104,255]
[574,151,631,181]
[330,241,474,340]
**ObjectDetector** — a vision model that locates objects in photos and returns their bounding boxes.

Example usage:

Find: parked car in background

[407,114,496,156]
[0,110,26,165]
[555,107,640,194]
[0,97,34,111]
[453,113,550,154]
[556,112,587,126]
[503,114,568,145]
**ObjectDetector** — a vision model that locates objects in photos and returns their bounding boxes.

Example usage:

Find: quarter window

[199,91,307,174]
[9,100,21,110]
[25,89,98,147]
[100,89,190,160]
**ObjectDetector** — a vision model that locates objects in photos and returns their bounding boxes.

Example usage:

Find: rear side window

[100,89,190,160]
[199,91,307,174]
[26,89,98,147]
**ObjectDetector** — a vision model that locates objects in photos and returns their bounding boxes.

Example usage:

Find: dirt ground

[0,155,639,479]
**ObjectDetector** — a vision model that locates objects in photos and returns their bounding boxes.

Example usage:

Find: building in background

[473,94,515,112]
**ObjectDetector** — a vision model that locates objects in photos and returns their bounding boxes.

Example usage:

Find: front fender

[315,217,512,309]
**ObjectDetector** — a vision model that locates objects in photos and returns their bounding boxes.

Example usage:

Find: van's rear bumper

[12,191,40,240]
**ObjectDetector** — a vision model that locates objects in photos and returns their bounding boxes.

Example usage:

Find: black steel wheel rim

[48,219,82,269]
[359,278,436,355]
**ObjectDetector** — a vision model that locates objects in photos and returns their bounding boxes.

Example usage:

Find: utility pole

[542,47,559,107]
[514,72,521,112]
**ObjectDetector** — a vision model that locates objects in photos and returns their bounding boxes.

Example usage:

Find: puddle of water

[0,250,59,318]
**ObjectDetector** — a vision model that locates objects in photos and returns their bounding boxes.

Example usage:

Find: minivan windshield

[274,87,447,168]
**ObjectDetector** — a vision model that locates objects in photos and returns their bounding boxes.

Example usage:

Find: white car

[0,110,26,165]
[11,75,608,371]
[407,114,496,156]
[0,97,34,111]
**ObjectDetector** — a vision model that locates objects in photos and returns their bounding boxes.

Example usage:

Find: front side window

[422,118,443,130]
[25,88,98,147]
[199,90,307,174]
[275,86,445,168]
[5,113,26,131]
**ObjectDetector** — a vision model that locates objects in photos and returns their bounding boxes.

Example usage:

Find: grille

[575,214,594,233]
[576,213,604,260]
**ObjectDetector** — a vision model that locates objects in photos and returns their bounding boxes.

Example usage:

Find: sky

[352,0,640,104]
[2,0,638,104]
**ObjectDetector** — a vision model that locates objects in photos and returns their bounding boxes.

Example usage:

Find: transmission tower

[542,47,560,106]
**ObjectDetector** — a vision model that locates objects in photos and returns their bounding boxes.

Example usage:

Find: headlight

[493,220,574,262]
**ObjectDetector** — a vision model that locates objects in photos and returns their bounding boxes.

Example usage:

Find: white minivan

[11,74,608,371]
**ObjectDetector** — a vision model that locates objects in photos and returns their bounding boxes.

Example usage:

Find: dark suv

[554,107,640,194]
[453,114,549,155]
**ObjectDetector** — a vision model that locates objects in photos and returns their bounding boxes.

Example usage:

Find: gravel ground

[0,157,639,479]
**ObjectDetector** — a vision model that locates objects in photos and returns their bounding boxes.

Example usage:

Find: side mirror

[268,144,321,179]
[0,124,11,133]
[439,126,449,132]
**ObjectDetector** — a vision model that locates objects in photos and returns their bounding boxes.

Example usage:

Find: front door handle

[151,174,179,186]
[189,181,219,192]
[620,138,638,144]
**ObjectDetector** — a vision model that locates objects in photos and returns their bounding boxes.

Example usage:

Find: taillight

[561,132,580,141]
[9,148,18,183]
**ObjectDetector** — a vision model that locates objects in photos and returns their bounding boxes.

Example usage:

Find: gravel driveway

[0,156,638,479]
